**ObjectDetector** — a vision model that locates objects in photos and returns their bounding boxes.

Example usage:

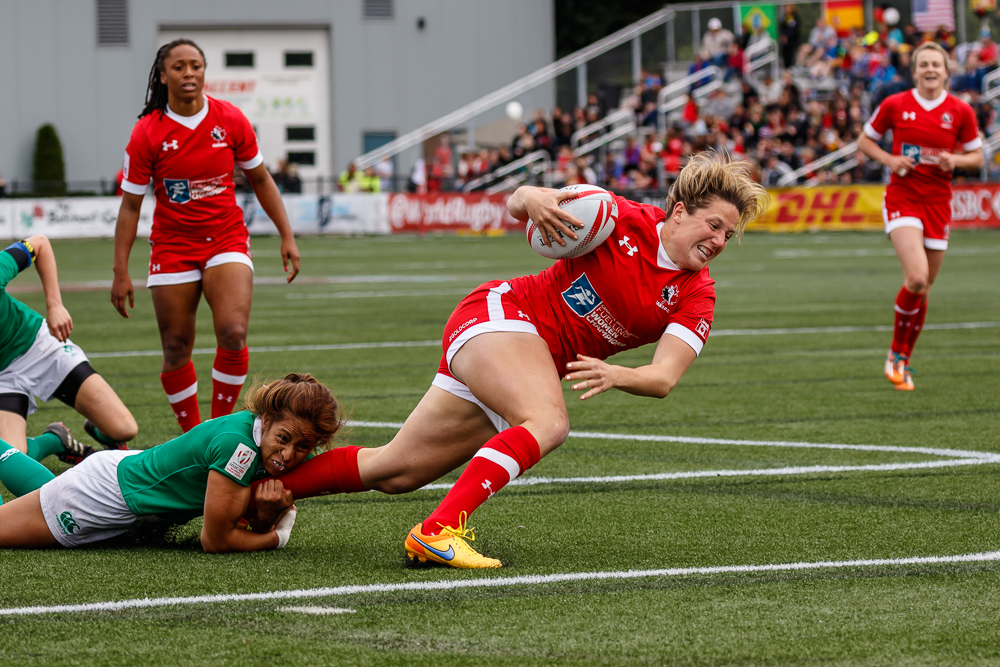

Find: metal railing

[743,36,779,83]
[982,68,1000,103]
[353,8,677,170]
[777,142,859,187]
[571,107,635,149]
[462,150,552,192]
[657,66,723,131]
[574,120,637,157]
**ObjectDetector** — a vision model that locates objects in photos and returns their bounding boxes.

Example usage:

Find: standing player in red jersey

[245,153,767,568]
[857,42,983,391]
[111,39,301,432]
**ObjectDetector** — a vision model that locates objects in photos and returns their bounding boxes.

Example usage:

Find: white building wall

[0,0,554,187]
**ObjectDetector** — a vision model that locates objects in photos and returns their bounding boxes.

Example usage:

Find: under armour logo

[162,140,179,151]
[151,263,161,272]
[517,310,530,320]
[618,236,638,256]
[482,479,495,498]
[902,112,916,121]
[176,411,187,418]
[217,394,234,402]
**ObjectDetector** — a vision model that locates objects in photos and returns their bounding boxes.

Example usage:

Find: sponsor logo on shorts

[59,511,80,535]
[562,274,637,347]
[449,317,478,343]
[656,284,680,313]
[225,444,257,480]
[163,175,228,204]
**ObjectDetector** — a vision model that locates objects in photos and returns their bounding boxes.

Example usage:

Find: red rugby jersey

[864,89,982,203]
[121,96,262,239]
[510,195,716,371]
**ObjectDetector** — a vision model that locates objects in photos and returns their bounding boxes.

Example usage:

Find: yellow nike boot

[404,512,502,569]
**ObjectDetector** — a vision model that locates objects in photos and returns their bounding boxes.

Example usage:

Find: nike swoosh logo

[410,534,455,561]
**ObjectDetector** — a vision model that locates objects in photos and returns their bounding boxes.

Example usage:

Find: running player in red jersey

[246,153,767,568]
[111,39,301,432]
[857,42,983,391]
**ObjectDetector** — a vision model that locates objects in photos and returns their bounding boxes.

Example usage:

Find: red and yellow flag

[824,0,865,37]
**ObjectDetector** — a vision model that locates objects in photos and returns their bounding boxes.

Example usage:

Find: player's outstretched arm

[244,164,301,282]
[201,471,292,553]
[563,334,698,400]
[24,235,72,343]
[111,192,144,318]
[507,186,583,247]
[856,135,913,176]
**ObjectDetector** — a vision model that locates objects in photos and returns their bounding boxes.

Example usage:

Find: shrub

[33,123,66,196]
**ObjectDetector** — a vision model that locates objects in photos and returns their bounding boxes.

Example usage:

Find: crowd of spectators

[421,6,998,193]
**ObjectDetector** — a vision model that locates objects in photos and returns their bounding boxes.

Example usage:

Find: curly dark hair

[139,38,206,119]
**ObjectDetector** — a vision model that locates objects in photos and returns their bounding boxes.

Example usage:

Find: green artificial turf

[1,230,999,666]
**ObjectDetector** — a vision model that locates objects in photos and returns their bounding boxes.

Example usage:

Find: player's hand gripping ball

[526,184,618,260]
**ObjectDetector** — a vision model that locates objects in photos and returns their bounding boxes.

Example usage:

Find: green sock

[26,432,65,461]
[87,424,119,447]
[0,440,55,497]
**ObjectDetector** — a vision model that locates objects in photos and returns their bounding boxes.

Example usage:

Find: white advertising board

[7,197,155,239]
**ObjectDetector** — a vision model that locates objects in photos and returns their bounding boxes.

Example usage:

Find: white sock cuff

[212,368,248,385]
[473,447,520,482]
[166,382,198,403]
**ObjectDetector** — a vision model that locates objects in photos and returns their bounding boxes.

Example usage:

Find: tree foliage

[33,123,66,196]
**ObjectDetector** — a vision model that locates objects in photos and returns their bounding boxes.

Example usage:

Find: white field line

[285,289,471,300]
[348,421,1000,491]
[278,606,356,615]
[85,321,1000,359]
[4,550,1000,617]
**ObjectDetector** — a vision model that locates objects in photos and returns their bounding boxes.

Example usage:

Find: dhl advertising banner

[753,185,885,232]
[754,184,1000,232]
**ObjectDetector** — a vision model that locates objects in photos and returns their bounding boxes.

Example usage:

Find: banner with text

[387,193,520,234]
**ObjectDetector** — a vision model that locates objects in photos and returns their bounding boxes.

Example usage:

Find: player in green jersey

[0,236,137,469]
[0,373,342,552]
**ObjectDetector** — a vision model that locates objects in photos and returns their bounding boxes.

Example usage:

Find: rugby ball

[526,185,618,260]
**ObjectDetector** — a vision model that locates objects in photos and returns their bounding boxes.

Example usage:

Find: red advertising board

[387,193,523,234]
[950,183,1000,229]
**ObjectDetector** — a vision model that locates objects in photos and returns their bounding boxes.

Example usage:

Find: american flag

[912,0,955,32]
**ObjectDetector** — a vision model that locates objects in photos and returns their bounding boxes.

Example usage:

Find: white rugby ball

[526,184,618,260]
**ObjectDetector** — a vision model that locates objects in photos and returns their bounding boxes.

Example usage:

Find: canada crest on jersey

[211,125,227,142]
[656,284,680,313]
[940,112,953,129]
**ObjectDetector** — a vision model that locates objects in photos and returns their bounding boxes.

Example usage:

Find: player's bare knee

[216,323,248,350]
[904,275,929,294]
[370,475,421,495]
[160,336,193,366]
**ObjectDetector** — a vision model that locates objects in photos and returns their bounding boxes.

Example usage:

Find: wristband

[274,506,297,549]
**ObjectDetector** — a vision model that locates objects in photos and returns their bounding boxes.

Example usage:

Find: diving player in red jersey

[857,42,983,391]
[246,153,768,568]
[111,39,301,432]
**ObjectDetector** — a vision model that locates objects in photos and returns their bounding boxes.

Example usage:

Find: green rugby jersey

[0,246,44,371]
[117,411,267,523]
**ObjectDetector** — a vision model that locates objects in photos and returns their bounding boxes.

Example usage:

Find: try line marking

[86,321,1000,358]
[4,550,1000,617]
[345,422,1000,491]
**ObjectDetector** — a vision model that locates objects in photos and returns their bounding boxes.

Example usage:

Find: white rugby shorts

[39,450,143,547]
[0,322,90,415]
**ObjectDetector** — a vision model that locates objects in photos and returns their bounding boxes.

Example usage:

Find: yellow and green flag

[739,4,778,40]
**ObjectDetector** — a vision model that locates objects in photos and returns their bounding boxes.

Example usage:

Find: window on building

[284,51,314,67]
[225,52,255,68]
[96,0,129,46]
[363,0,393,20]
[286,126,316,142]
[363,132,397,171]
[286,151,316,166]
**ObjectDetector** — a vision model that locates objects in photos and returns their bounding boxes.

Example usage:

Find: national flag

[824,0,865,37]
[913,0,955,31]
[739,4,778,40]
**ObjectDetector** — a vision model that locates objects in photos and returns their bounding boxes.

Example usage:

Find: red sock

[424,426,541,533]
[212,346,249,419]
[902,296,928,358]
[160,362,201,432]
[891,287,922,356]
[244,446,365,518]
